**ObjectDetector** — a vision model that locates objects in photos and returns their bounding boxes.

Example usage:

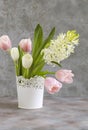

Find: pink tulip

[55,69,74,84]
[44,77,62,94]
[19,38,32,52]
[0,35,11,51]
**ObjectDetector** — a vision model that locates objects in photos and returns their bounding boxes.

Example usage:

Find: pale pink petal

[44,77,62,94]
[0,35,11,50]
[19,38,32,52]
[44,77,56,88]
[55,69,74,84]
[64,77,73,84]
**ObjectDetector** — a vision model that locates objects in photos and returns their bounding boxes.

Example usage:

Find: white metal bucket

[16,76,44,109]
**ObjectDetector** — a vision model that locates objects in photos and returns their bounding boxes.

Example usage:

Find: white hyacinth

[42,30,79,65]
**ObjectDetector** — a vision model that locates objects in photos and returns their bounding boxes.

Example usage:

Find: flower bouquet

[0,24,79,109]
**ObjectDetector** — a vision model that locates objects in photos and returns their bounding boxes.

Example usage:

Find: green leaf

[28,25,56,78]
[51,61,62,67]
[18,46,25,75]
[36,71,55,76]
[33,27,55,69]
[43,27,55,48]
[31,61,45,77]
[32,24,43,60]
[33,54,43,66]
[35,27,55,58]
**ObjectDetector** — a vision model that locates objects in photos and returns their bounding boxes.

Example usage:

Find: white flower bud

[11,47,19,61]
[22,54,33,69]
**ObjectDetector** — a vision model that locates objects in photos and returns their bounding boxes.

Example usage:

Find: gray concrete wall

[0,0,88,97]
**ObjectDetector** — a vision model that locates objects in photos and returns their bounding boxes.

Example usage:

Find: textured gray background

[0,0,88,97]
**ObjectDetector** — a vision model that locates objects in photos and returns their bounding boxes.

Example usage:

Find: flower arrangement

[0,24,79,94]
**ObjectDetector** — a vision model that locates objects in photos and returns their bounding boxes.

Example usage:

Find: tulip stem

[26,69,29,78]
[15,62,19,76]
[22,68,29,79]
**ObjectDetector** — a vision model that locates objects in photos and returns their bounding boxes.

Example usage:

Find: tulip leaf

[33,27,55,71]
[36,71,55,76]
[18,46,25,75]
[34,27,55,60]
[32,24,43,60]
[33,54,43,67]
[51,61,62,67]
[43,27,55,48]
[30,61,45,77]
[29,25,55,78]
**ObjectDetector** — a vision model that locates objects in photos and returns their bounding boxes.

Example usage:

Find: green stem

[15,61,19,76]
[26,69,29,78]
[28,63,34,78]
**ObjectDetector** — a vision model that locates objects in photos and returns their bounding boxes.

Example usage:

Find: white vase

[16,76,44,109]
